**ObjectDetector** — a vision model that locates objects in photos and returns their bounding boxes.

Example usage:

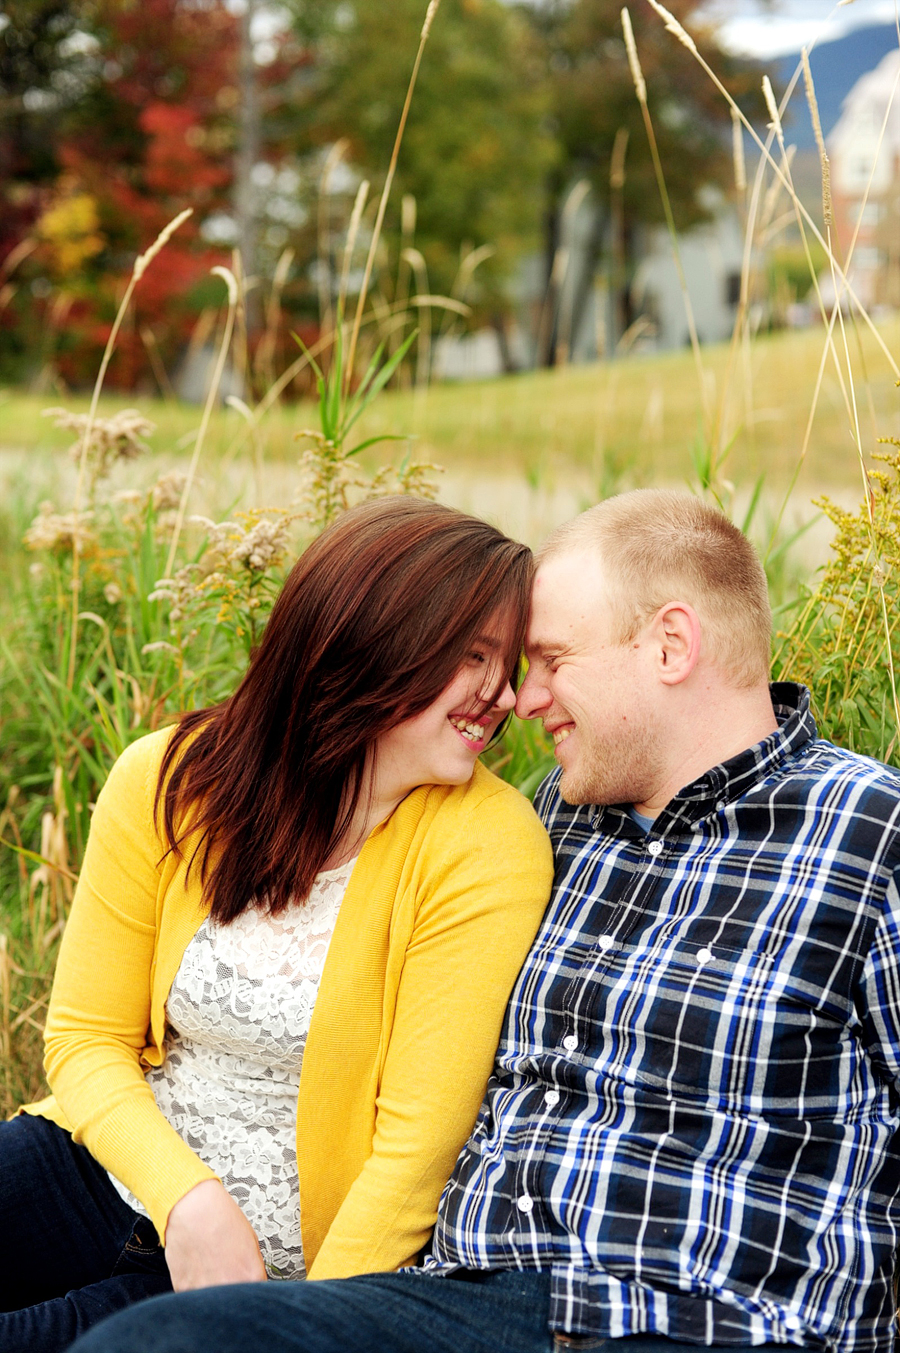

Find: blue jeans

[69,1268,783,1353]
[0,1113,172,1351]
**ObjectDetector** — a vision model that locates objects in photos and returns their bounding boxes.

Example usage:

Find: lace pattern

[108,856,356,1280]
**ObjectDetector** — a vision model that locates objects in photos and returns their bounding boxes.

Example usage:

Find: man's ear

[650,601,702,686]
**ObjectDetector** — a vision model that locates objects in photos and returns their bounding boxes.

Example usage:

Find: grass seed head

[802,49,834,227]
[644,0,698,56]
[621,9,647,105]
[133,208,193,281]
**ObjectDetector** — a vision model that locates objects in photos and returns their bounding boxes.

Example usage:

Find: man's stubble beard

[557,718,665,810]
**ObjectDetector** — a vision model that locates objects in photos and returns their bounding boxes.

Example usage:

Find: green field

[3,318,898,553]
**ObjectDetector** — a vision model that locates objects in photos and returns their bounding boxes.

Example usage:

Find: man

[74,490,900,1353]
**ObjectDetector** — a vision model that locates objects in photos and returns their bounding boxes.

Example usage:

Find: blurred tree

[0,0,97,211]
[29,0,240,385]
[2,0,765,384]
[291,0,556,356]
[0,0,99,376]
[522,0,764,360]
[1,0,311,386]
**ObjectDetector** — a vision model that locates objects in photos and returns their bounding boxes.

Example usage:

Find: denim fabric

[0,1114,172,1352]
[69,1268,783,1353]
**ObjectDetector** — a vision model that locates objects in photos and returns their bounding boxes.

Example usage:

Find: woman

[0,496,553,1352]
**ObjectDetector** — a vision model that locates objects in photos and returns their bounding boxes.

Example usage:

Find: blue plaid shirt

[424,685,900,1351]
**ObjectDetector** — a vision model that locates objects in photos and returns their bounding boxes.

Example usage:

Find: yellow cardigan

[24,730,552,1280]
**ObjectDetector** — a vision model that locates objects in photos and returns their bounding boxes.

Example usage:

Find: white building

[828,49,900,310]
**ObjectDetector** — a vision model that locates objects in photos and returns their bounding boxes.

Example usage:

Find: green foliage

[293,317,438,530]
[774,444,900,766]
[296,0,554,305]
[766,243,829,325]
[485,717,557,802]
[529,0,763,232]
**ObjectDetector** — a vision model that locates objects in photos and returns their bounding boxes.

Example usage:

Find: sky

[701,0,899,55]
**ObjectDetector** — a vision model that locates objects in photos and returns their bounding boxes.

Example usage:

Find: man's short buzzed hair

[541,489,772,689]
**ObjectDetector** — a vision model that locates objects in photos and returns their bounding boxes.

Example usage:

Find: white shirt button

[647,840,663,857]
[716,800,726,811]
[696,947,713,965]
[544,1090,560,1107]
[563,1033,578,1052]
[784,1315,802,1331]
[516,1194,534,1213]
[597,934,614,952]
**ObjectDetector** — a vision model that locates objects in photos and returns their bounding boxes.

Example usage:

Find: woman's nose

[487,678,517,713]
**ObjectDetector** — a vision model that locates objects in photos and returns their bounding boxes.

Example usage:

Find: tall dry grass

[622,0,900,748]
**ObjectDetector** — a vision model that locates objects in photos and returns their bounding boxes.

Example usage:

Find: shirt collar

[591,682,817,835]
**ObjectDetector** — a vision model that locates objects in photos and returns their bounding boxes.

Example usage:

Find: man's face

[516,549,665,808]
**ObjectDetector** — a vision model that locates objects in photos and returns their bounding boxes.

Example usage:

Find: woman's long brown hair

[157,496,533,923]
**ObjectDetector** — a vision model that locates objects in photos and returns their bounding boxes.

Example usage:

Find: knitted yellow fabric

[23,730,553,1279]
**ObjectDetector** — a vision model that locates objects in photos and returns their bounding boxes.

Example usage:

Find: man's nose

[515,666,550,721]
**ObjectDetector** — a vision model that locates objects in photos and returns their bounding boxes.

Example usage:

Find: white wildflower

[152,471,188,514]
[188,515,241,553]
[43,406,155,487]
[24,502,95,553]
[229,517,291,572]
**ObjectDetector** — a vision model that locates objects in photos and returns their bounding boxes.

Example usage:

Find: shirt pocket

[620,932,854,1116]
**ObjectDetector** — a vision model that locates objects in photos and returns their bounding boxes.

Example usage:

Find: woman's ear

[651,601,702,686]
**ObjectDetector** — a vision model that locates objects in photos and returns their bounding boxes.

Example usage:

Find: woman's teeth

[451,717,484,743]
[553,728,572,746]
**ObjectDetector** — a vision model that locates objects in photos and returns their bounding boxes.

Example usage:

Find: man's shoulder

[776,735,900,805]
[754,736,900,876]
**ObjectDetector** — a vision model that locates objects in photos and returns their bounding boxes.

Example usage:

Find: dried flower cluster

[149,509,296,643]
[151,471,188,514]
[24,502,95,555]
[187,510,294,574]
[43,407,155,490]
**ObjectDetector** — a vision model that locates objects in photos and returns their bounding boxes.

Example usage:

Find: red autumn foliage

[5,0,250,389]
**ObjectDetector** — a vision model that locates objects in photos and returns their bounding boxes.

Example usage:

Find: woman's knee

[0,1116,144,1313]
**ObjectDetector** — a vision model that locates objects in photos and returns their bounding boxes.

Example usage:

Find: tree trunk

[536,170,564,368]
[567,202,606,362]
[490,312,518,374]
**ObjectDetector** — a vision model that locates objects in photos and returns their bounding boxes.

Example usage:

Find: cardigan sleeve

[306,779,553,1280]
[41,734,218,1239]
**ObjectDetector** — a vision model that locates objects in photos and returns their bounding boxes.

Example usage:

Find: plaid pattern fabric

[424,685,900,1351]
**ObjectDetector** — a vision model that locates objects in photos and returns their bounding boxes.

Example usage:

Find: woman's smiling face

[373,621,517,798]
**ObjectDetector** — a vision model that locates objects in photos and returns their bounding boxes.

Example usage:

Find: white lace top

[108,856,357,1280]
